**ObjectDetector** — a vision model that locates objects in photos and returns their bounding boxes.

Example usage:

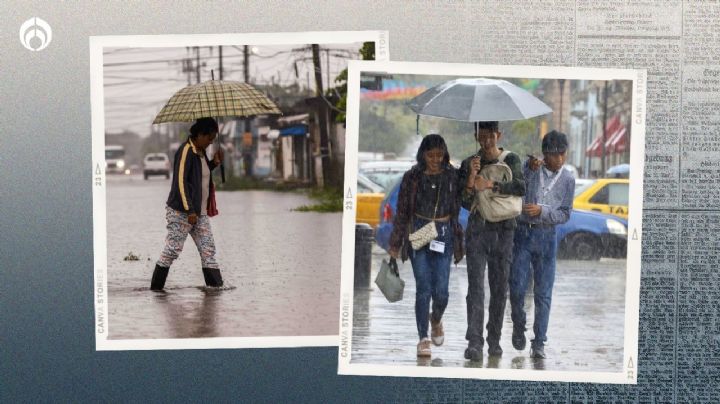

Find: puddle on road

[350,247,626,373]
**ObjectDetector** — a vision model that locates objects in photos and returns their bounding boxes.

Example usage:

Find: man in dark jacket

[151,117,225,291]
[459,121,525,360]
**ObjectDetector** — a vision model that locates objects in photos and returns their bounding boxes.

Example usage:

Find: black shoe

[512,328,527,351]
[488,344,503,357]
[202,267,224,287]
[464,342,483,361]
[530,345,546,359]
[150,264,169,291]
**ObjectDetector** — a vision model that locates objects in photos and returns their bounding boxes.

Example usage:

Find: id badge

[429,240,446,253]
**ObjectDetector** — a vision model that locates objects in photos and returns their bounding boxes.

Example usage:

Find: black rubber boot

[150,264,170,291]
[202,268,224,287]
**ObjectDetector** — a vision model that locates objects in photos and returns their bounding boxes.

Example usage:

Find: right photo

[339,61,645,384]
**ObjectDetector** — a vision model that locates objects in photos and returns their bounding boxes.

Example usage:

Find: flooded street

[106,174,341,339]
[351,245,626,372]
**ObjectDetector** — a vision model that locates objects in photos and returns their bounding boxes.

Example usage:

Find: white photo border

[338,60,645,384]
[91,31,389,351]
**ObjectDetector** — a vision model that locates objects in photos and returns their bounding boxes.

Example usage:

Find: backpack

[472,150,522,222]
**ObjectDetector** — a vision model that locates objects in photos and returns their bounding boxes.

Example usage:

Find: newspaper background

[1,0,717,402]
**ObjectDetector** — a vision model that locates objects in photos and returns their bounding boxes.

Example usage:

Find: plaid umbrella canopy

[153,80,281,124]
[153,79,282,183]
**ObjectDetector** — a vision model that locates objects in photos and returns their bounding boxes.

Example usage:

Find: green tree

[329,42,375,123]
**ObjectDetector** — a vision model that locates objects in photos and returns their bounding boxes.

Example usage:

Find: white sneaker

[417,338,431,357]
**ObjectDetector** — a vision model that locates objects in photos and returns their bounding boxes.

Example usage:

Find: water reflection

[106,178,342,339]
[157,289,220,338]
[417,357,444,367]
[351,244,627,372]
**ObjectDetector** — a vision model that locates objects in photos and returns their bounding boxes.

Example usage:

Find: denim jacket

[519,162,575,225]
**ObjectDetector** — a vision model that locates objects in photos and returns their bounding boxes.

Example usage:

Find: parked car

[356,173,385,228]
[573,178,629,220]
[143,153,171,179]
[375,180,627,261]
[359,160,414,192]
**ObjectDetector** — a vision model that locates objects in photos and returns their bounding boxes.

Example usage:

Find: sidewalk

[351,246,626,372]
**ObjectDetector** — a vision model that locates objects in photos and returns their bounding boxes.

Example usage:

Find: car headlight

[606,219,627,236]
[117,160,125,169]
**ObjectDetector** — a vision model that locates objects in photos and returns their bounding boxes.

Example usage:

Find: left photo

[91,31,389,350]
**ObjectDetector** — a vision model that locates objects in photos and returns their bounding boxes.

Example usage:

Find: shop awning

[586,116,626,157]
[608,127,627,154]
[279,124,308,137]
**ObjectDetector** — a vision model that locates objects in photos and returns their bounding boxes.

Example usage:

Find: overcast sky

[103,43,362,137]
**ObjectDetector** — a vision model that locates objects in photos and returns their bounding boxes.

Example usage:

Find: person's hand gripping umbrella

[153,74,282,182]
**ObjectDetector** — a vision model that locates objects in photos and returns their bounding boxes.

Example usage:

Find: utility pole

[242,45,253,176]
[325,49,330,91]
[312,44,331,187]
[243,45,249,82]
[601,81,608,177]
[195,47,201,84]
[185,47,192,86]
[218,45,223,80]
[558,79,565,131]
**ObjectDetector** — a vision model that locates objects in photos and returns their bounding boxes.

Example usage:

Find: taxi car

[573,178,629,220]
[356,173,385,228]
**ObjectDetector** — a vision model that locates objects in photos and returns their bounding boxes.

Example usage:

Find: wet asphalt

[351,244,626,372]
[105,174,341,339]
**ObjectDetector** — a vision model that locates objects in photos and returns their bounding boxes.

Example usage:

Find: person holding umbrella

[150,117,225,290]
[407,77,551,360]
[388,134,465,358]
[459,121,525,361]
[149,76,281,290]
[509,130,575,359]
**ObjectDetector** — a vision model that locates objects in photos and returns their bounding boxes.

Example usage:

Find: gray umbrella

[408,78,552,122]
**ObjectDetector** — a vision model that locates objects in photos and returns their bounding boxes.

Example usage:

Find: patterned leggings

[156,207,219,269]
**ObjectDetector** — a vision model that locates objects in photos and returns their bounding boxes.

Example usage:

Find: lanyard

[538,168,561,203]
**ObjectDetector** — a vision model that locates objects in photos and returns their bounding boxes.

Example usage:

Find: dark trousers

[465,215,515,347]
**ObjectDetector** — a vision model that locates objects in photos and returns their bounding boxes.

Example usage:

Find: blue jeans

[409,217,453,340]
[509,224,557,348]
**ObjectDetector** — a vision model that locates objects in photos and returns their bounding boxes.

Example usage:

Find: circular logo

[19,17,52,51]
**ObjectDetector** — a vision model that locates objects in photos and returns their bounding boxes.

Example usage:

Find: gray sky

[103,43,362,137]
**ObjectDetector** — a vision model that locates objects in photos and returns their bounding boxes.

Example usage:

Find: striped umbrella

[153,80,281,124]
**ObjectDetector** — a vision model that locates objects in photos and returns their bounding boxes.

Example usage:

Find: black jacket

[166,139,218,215]
[388,165,465,264]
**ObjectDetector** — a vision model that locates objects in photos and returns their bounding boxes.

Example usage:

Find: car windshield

[106,150,125,159]
[146,156,166,161]
[364,171,406,192]
[574,179,595,197]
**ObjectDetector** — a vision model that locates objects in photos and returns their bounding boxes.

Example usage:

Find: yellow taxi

[356,173,385,228]
[573,178,629,220]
